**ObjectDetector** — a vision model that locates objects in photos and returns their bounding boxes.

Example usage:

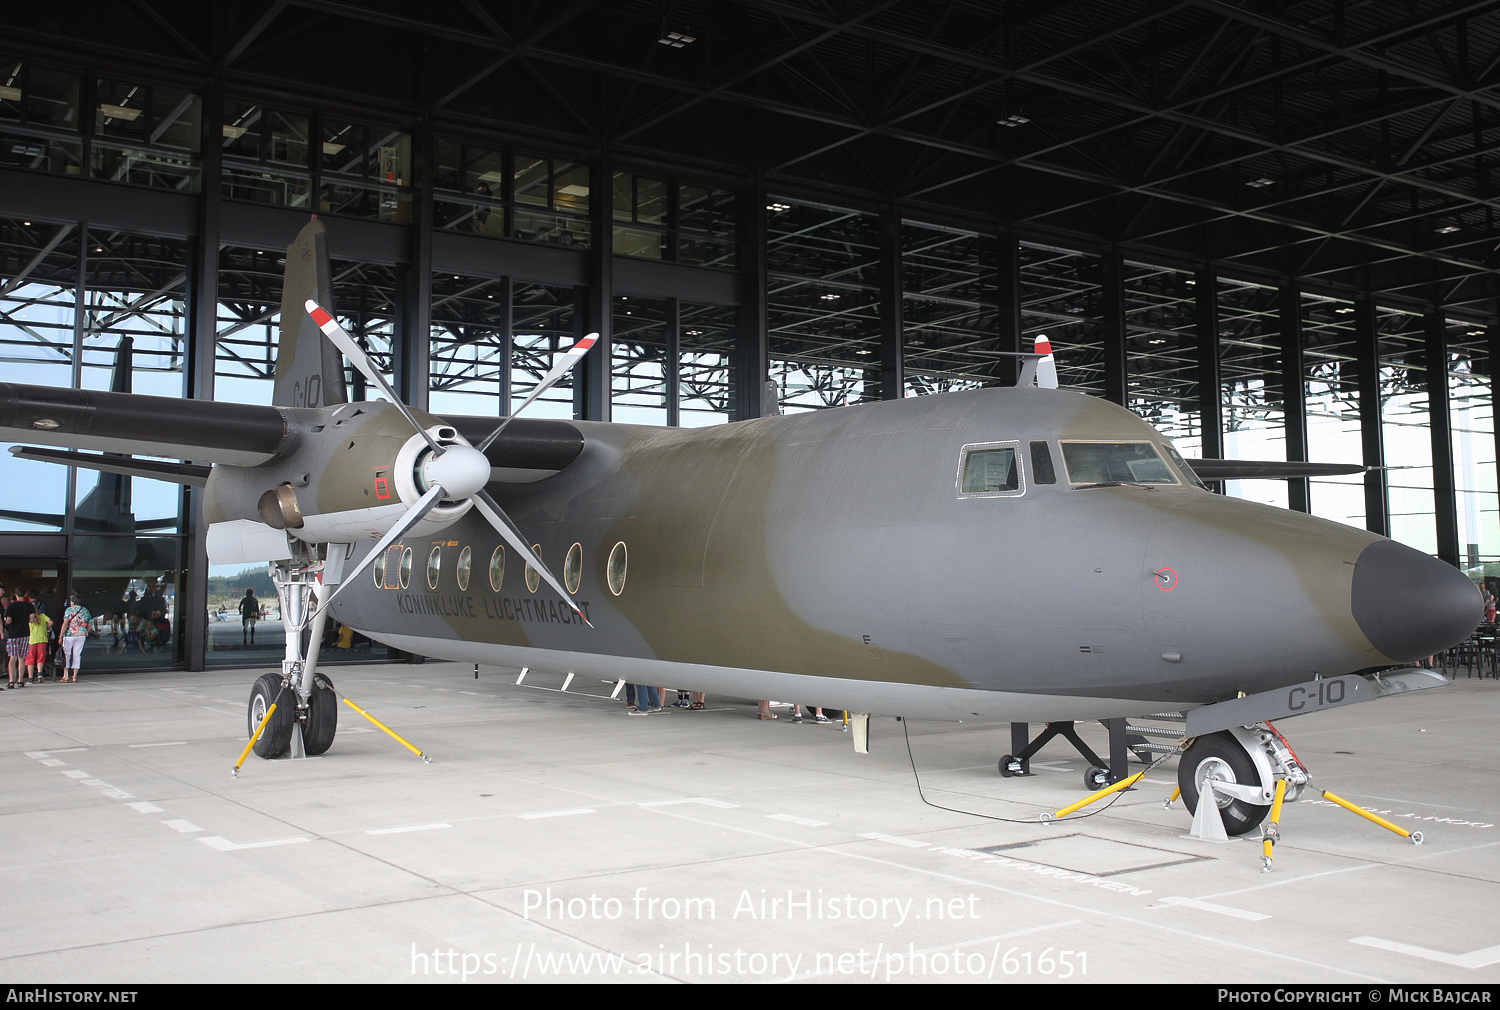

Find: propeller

[304,299,594,627]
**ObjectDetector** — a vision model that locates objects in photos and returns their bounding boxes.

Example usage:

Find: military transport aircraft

[0,219,1481,838]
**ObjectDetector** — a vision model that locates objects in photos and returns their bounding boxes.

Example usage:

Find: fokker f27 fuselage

[199,384,1476,724]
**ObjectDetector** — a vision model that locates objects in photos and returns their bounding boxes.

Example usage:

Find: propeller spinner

[305,299,594,626]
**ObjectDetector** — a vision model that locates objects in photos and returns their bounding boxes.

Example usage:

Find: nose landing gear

[236,542,347,771]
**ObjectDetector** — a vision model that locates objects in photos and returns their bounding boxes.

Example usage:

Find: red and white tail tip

[1033,336,1052,355]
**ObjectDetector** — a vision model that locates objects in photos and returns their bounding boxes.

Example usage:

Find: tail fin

[274,218,348,409]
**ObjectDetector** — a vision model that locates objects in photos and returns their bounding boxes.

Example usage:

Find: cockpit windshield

[1060,441,1178,485]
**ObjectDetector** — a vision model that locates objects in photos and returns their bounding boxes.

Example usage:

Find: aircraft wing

[0,382,294,466]
[1187,458,1370,481]
[9,447,212,487]
[445,415,585,483]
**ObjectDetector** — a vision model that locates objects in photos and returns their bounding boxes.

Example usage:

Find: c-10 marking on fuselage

[395,592,593,626]
[1287,679,1345,711]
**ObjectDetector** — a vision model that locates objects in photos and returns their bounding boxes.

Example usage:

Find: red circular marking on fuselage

[1155,567,1177,591]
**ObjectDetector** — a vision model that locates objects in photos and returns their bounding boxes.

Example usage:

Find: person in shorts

[5,588,36,688]
[240,589,260,645]
[26,607,51,685]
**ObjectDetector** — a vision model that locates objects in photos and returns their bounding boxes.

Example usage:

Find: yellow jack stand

[1261,779,1287,871]
[1042,771,1145,821]
[343,697,432,763]
[232,702,278,778]
[1320,789,1423,845]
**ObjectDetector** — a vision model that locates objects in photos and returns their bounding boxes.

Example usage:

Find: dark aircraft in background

[0,219,1478,838]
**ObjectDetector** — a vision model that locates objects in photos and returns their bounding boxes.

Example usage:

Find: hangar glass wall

[222,97,411,222]
[215,248,397,407]
[1302,295,1365,529]
[679,303,734,426]
[901,221,998,396]
[0,221,188,669]
[510,282,578,419]
[1448,322,1497,568]
[612,295,669,425]
[1218,279,1288,509]
[1379,308,1437,555]
[1020,243,1103,395]
[766,199,881,413]
[1124,263,1200,455]
[434,139,592,249]
[0,217,75,534]
[429,272,512,418]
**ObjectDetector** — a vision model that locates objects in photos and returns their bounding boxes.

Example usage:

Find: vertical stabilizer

[274,218,348,408]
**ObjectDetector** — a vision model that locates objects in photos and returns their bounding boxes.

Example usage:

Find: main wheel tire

[248,674,294,759]
[302,673,338,756]
[1177,731,1270,836]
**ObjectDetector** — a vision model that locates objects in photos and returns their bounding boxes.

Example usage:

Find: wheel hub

[1195,756,1238,809]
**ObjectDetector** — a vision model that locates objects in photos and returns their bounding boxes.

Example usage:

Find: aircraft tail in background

[274,218,348,409]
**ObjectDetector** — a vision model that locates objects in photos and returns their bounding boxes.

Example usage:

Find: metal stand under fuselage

[1003,719,1131,782]
[270,541,347,758]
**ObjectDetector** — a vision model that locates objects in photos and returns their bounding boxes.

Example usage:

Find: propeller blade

[476,333,598,453]
[306,300,446,457]
[470,488,592,627]
[311,484,446,621]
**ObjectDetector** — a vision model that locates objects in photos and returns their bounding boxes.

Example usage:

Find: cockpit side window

[1060,441,1178,485]
[1160,442,1208,490]
[1029,441,1057,484]
[956,441,1025,498]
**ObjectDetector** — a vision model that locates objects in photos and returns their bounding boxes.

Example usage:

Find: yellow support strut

[232,702,278,778]
[1320,789,1422,844]
[343,697,432,763]
[1046,771,1145,820]
[1261,779,1287,872]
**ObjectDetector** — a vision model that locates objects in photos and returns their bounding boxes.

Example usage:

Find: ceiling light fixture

[1246,177,1275,189]
[997,114,1030,127]
[1436,225,1460,234]
[659,30,696,47]
[820,293,839,301]
[1335,307,1354,314]
[767,202,791,212]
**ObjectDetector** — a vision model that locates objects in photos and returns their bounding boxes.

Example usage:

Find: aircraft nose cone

[422,444,490,500]
[1351,539,1481,663]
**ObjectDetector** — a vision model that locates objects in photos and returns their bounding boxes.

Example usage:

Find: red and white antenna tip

[1033,336,1052,355]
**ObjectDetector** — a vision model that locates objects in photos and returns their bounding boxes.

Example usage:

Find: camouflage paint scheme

[228,385,1469,723]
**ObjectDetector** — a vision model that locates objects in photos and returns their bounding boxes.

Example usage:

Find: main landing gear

[1177,724,1308,838]
[243,541,348,760]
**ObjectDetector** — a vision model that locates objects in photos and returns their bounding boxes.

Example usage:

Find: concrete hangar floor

[0,661,1496,985]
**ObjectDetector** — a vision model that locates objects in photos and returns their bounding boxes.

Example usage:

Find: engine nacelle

[203,403,478,550]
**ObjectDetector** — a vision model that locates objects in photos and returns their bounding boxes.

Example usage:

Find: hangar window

[426,545,441,590]
[1061,441,1177,485]
[956,442,1024,497]
[455,546,472,592]
[488,545,505,592]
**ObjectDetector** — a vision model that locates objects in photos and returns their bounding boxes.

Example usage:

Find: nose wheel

[1177,731,1270,836]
